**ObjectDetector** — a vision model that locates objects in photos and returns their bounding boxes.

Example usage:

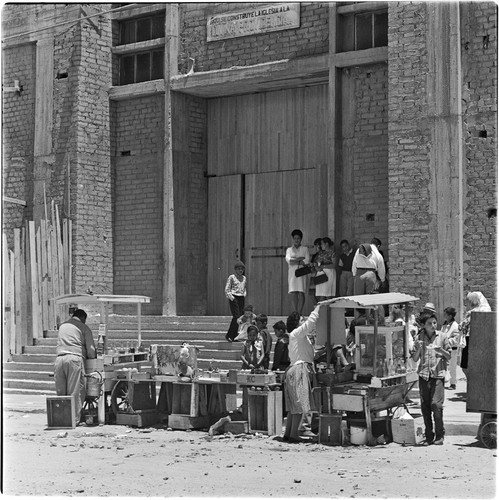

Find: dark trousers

[419,377,445,441]
[227,295,244,340]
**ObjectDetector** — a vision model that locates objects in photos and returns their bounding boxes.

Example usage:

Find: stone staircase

[3,315,284,395]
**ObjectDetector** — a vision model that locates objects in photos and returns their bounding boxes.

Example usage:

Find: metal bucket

[85,372,103,399]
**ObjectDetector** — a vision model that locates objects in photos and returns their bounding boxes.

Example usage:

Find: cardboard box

[237,372,276,386]
[391,413,425,445]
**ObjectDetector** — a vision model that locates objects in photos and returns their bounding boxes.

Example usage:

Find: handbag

[312,273,328,285]
[295,265,312,277]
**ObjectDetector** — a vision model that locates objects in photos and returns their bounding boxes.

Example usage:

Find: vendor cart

[53,294,152,424]
[466,311,497,448]
[315,292,420,445]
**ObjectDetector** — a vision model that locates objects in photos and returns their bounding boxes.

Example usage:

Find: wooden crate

[46,396,76,429]
[247,389,283,435]
[167,414,209,430]
[115,409,159,428]
[226,420,249,434]
[318,413,342,445]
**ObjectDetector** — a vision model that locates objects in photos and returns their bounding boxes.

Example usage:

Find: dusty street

[2,393,496,499]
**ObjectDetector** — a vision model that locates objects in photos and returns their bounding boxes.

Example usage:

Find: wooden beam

[3,196,27,206]
[331,46,388,68]
[112,38,165,55]
[171,54,329,98]
[328,4,338,239]
[337,2,388,15]
[111,3,166,21]
[108,79,165,101]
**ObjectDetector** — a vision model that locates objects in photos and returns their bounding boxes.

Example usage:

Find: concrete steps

[3,315,284,395]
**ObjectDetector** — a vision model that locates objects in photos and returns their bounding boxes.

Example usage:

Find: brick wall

[172,92,208,315]
[460,2,497,307]
[388,2,497,310]
[349,64,389,256]
[70,15,114,298]
[388,2,434,301]
[2,43,36,244]
[112,95,165,314]
[178,2,329,73]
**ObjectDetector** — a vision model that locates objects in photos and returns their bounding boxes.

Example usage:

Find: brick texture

[111,95,165,315]
[347,64,389,256]
[172,93,208,315]
[2,43,36,244]
[178,2,329,73]
[460,2,497,306]
[388,2,497,310]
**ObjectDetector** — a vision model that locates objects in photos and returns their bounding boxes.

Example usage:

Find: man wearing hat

[224,261,248,342]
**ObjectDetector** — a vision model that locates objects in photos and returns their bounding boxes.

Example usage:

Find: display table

[155,375,237,429]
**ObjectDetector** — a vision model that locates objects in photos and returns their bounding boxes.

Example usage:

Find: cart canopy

[51,294,150,305]
[318,292,419,309]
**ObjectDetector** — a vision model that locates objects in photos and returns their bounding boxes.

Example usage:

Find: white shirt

[288,307,319,365]
[351,244,386,281]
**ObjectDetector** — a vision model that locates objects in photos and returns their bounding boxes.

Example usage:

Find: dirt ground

[2,403,497,499]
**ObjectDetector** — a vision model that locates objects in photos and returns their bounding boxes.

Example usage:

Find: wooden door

[207,175,242,314]
[245,166,327,316]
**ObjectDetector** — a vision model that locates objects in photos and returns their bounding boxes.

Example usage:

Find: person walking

[54,309,96,426]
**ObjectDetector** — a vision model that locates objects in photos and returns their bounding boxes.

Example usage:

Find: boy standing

[411,313,451,445]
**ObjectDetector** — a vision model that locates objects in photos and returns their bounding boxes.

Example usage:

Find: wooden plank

[13,229,23,354]
[29,221,41,340]
[55,206,65,323]
[24,222,33,347]
[36,224,47,332]
[3,235,13,360]
[62,219,69,294]
[40,220,51,331]
[9,249,16,355]
[68,219,73,293]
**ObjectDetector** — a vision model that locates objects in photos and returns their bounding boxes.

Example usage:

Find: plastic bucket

[350,425,368,445]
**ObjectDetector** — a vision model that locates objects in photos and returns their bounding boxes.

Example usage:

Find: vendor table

[155,375,237,429]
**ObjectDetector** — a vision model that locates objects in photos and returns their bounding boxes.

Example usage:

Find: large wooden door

[207,175,242,314]
[207,85,328,315]
[245,167,327,316]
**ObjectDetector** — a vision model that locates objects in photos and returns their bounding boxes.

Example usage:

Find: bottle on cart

[97,332,105,356]
[382,359,389,377]
[388,358,395,376]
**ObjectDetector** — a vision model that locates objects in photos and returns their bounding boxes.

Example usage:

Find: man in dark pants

[54,309,96,425]
[410,312,451,445]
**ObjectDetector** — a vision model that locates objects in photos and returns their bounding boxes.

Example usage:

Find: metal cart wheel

[480,421,497,449]
[110,380,133,415]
